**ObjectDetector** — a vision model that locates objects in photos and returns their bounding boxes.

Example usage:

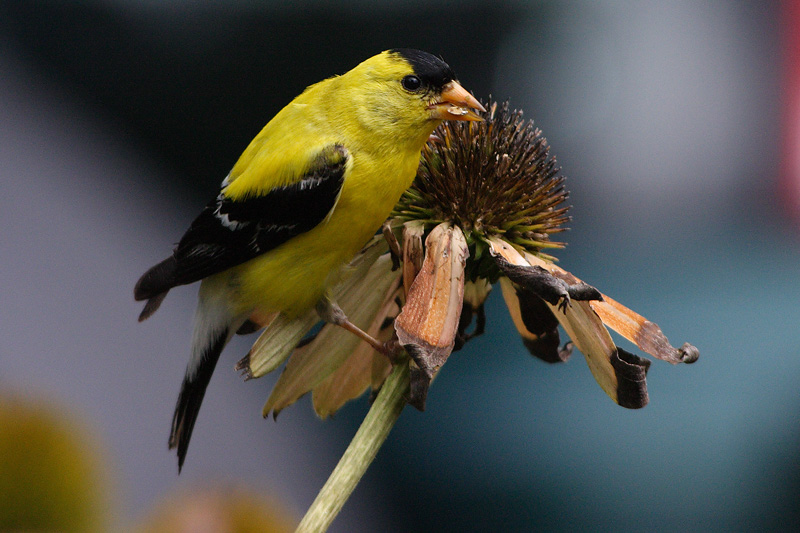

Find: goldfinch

[134,49,484,471]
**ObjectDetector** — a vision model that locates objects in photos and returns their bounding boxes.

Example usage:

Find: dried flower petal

[488,237,649,408]
[236,310,317,380]
[488,237,601,310]
[521,252,698,365]
[591,294,699,364]
[551,296,650,408]
[312,281,401,419]
[394,222,468,409]
[463,278,492,309]
[401,220,425,296]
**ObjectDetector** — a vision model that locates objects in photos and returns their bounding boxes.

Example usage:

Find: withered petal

[522,251,698,365]
[395,223,468,409]
[312,337,376,419]
[678,343,700,364]
[488,237,647,407]
[488,237,601,311]
[312,283,401,419]
[401,220,425,297]
[592,294,699,365]
[553,298,649,409]
[408,360,430,412]
[496,258,601,310]
[463,278,493,308]
[237,310,317,380]
[613,348,651,409]
[382,220,403,271]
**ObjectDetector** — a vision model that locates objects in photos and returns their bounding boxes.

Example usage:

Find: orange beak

[429,81,486,121]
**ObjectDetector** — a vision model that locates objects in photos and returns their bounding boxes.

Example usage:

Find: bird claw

[376,338,403,363]
[556,293,571,314]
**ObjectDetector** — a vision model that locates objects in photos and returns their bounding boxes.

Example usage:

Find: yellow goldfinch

[134,49,484,471]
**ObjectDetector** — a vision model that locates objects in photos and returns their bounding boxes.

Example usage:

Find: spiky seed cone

[393,99,571,277]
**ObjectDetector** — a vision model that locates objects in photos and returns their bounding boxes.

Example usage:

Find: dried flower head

[394,100,569,282]
[240,97,697,417]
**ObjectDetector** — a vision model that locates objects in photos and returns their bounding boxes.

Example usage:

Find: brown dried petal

[554,298,649,408]
[488,237,649,408]
[463,278,492,309]
[395,223,468,409]
[522,252,698,365]
[401,220,425,297]
[236,310,317,380]
[496,258,602,311]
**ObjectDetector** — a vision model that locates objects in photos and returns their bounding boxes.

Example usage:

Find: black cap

[390,48,456,91]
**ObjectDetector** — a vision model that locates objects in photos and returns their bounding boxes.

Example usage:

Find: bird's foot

[338,319,401,360]
[317,297,402,359]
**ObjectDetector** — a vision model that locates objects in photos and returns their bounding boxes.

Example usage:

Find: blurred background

[1,0,799,531]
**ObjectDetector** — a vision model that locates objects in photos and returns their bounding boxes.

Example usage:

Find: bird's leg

[315,297,400,359]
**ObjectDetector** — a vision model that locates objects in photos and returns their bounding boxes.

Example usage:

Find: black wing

[135,144,347,303]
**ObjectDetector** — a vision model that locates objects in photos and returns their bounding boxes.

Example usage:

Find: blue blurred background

[1,1,798,531]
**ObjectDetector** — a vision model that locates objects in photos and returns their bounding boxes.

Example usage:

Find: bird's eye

[401,75,422,91]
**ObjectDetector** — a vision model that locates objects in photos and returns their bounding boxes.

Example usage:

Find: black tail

[135,256,178,320]
[168,328,228,473]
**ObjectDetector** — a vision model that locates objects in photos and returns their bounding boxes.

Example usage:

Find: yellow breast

[231,144,422,316]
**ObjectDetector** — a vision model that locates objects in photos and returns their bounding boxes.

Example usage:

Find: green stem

[295,362,410,533]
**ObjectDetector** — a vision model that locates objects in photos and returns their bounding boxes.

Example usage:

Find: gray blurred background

[1,1,798,531]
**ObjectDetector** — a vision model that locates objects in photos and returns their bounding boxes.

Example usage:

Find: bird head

[387,48,485,122]
[338,49,485,145]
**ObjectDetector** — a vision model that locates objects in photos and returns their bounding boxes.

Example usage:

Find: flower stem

[295,361,410,533]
